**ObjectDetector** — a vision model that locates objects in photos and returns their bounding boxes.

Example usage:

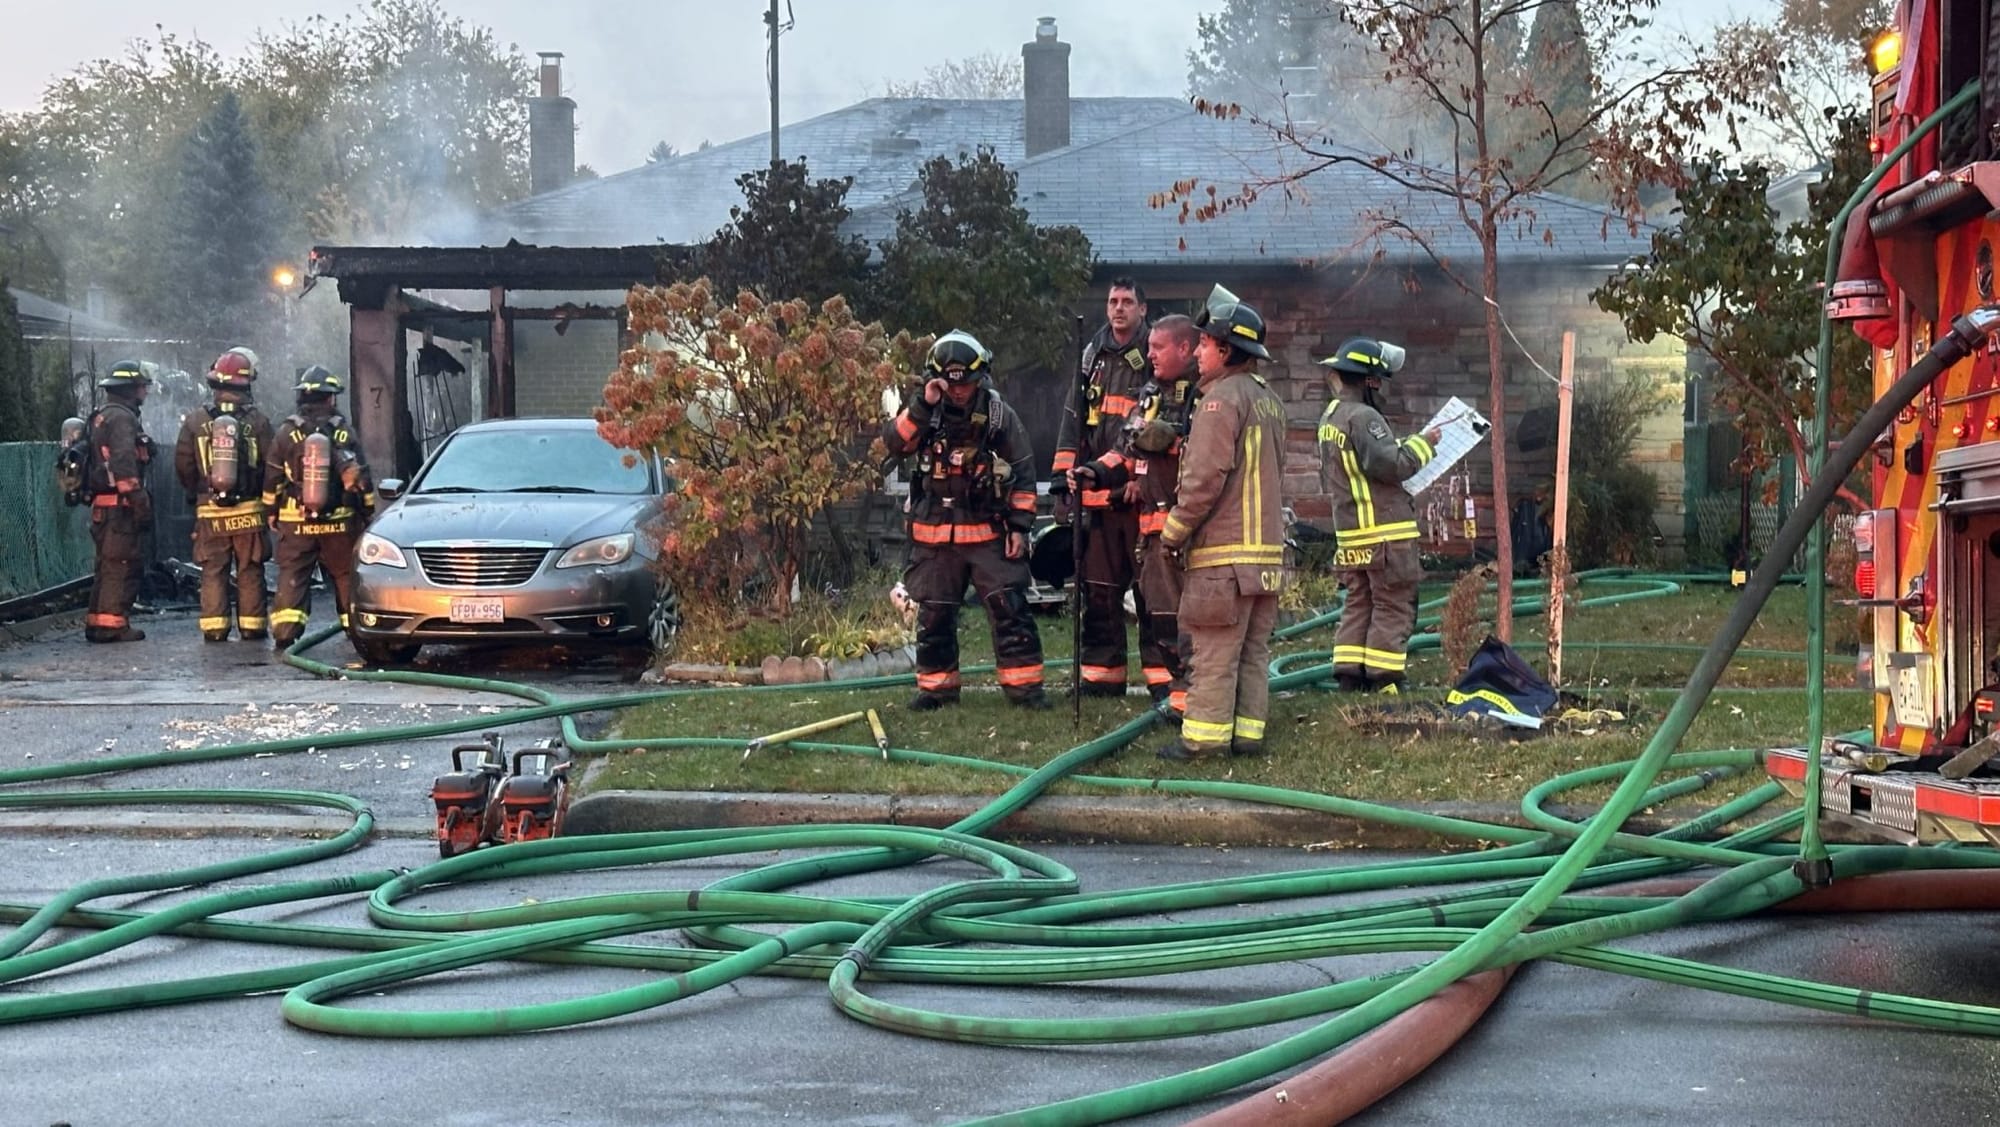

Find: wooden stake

[1549,332,1576,688]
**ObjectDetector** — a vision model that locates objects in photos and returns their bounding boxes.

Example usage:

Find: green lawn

[587,581,1870,806]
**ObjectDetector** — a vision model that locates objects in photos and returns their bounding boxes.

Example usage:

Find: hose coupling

[1947,302,2000,355]
[1792,855,1834,890]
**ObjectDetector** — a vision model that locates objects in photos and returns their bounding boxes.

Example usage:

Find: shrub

[597,280,923,615]
[1567,373,1666,568]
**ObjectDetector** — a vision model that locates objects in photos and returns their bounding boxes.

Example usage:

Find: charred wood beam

[310,243,700,295]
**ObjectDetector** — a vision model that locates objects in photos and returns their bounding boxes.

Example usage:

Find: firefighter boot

[86,626,146,643]
[1012,687,1053,710]
[1154,738,1218,761]
[908,691,959,712]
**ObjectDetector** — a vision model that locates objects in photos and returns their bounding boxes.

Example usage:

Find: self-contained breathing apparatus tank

[55,417,88,507]
[206,412,246,502]
[299,431,335,518]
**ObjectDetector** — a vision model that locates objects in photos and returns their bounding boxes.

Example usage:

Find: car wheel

[644,573,682,655]
[355,638,421,666]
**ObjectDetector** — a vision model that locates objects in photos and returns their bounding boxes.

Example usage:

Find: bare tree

[881,51,1024,99]
[1160,0,1780,637]
[1714,0,1888,171]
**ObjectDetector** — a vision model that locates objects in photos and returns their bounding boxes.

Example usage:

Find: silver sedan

[349,418,678,665]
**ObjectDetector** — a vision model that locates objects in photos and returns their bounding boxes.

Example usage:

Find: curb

[565,790,1842,849]
[0,608,85,648]
[0,797,1867,850]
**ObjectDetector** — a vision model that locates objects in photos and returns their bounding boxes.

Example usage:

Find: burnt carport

[306,243,683,479]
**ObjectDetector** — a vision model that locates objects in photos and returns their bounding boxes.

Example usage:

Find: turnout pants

[1134,532,1188,713]
[271,529,359,643]
[87,505,145,635]
[196,526,269,637]
[1178,567,1281,754]
[1076,506,1137,692]
[905,540,1046,701]
[1333,539,1421,686]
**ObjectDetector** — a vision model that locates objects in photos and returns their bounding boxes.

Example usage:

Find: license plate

[448,597,504,624]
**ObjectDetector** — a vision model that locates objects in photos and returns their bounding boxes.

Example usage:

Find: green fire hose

[8,237,2000,1122]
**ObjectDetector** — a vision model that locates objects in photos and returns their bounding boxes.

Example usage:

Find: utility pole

[764,0,787,165]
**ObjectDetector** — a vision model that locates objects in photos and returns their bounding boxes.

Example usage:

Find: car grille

[414,547,549,588]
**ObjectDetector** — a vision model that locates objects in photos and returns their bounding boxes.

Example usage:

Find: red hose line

[1191,868,2000,1125]
[1183,967,1517,1127]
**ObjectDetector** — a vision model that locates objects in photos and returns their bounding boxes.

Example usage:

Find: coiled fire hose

[7,111,2000,1122]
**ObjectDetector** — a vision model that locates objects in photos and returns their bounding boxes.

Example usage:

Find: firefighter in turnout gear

[1052,277,1150,697]
[175,349,275,641]
[263,367,376,648]
[1069,314,1199,716]
[1317,337,1441,692]
[1157,289,1289,760]
[84,361,155,643]
[883,331,1051,712]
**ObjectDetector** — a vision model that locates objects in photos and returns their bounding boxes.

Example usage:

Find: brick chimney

[1022,17,1071,157]
[528,52,576,195]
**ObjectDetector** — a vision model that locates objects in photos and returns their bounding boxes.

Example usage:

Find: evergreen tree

[1525,0,1594,146]
[160,90,287,345]
[700,159,871,307]
[871,149,1092,373]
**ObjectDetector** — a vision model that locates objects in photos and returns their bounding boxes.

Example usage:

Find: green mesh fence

[0,442,95,600]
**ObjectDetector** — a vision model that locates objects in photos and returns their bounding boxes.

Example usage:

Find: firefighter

[1052,277,1150,697]
[175,349,275,641]
[1157,290,1289,760]
[883,331,1050,711]
[1317,338,1441,693]
[263,367,376,649]
[1069,313,1199,716]
[83,361,155,643]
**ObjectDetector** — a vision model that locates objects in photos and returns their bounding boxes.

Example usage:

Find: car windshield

[416,429,653,495]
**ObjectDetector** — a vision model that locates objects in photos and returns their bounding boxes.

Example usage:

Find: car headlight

[357,532,408,568]
[556,532,636,569]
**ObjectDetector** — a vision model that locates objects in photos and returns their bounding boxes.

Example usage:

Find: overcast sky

[7,0,1768,174]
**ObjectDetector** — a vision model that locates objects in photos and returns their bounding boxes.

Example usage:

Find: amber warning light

[1870,31,1902,75]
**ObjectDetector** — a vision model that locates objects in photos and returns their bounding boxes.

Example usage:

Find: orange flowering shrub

[598,279,921,613]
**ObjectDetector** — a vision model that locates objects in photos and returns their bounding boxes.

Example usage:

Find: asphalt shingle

[851,110,1653,267]
[482,97,1189,247]
[481,97,1651,268]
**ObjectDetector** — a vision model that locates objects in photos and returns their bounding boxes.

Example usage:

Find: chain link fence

[0,442,95,599]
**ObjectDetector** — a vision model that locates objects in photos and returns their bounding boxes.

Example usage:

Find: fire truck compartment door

[1934,442,2000,512]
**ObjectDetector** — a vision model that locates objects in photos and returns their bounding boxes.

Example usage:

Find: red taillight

[1855,559,1877,599]
[1954,421,1973,439]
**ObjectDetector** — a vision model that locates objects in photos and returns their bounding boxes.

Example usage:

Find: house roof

[482,96,1190,247]
[849,109,1654,268]
[480,96,1651,270]
[7,287,141,342]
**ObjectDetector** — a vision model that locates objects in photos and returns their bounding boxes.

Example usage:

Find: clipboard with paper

[1403,397,1491,495]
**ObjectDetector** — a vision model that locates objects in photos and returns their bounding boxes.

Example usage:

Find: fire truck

[1764,0,2000,844]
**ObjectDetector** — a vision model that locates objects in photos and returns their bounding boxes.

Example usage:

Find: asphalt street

[0,608,639,833]
[6,836,2000,1126]
[4,610,2000,1125]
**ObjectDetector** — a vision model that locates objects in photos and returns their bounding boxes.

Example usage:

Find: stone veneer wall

[1244,262,1689,560]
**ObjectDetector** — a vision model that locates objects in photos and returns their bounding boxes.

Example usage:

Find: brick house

[319,21,1688,558]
